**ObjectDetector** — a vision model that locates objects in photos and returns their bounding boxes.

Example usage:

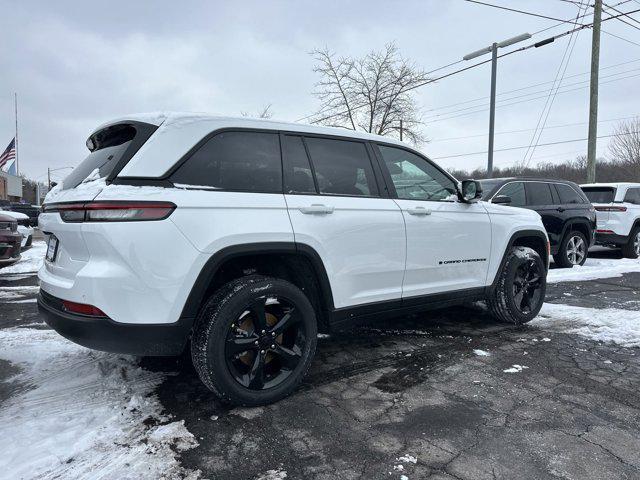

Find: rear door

[374,143,491,298]
[524,182,561,249]
[283,135,406,309]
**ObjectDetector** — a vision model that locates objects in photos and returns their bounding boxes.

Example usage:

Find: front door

[374,144,492,298]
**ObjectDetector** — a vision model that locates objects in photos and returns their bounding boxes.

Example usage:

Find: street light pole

[463,33,531,177]
[586,0,602,183]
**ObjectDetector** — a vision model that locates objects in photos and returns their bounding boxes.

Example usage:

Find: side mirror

[492,195,512,205]
[459,180,483,203]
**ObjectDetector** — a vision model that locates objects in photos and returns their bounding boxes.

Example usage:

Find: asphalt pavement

[1,249,639,480]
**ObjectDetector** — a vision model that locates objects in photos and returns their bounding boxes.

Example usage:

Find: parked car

[478,178,596,268]
[38,114,549,406]
[580,183,640,258]
[0,210,34,250]
[0,213,22,267]
[10,203,41,227]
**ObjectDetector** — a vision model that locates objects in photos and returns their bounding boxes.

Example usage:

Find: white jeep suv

[39,113,549,405]
[581,183,640,258]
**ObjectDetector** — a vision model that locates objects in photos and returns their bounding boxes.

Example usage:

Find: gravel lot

[1,245,639,480]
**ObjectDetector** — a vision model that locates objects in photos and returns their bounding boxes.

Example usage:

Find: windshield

[581,187,615,203]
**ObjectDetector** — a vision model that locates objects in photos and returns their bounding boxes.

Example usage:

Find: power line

[602,29,640,46]
[298,7,640,125]
[602,1,640,29]
[522,0,587,167]
[431,130,640,159]
[425,71,640,123]
[462,0,586,24]
[423,57,640,114]
[429,114,640,143]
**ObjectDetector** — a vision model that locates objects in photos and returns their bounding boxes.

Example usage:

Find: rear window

[582,187,615,203]
[62,123,154,190]
[170,131,282,193]
[624,188,640,205]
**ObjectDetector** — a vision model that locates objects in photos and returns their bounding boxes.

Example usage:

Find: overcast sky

[1,0,639,183]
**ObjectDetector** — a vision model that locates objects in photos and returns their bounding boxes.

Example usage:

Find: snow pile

[533,303,640,348]
[547,257,640,283]
[1,241,46,274]
[503,365,529,373]
[255,469,287,480]
[0,327,199,479]
[473,349,491,357]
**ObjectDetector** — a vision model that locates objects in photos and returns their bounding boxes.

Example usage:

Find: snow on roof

[580,182,640,188]
[92,111,407,147]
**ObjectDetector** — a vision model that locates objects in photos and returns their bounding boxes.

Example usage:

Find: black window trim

[553,182,587,205]
[370,141,460,203]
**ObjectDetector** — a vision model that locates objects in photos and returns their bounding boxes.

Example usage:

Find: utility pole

[488,43,498,177]
[399,119,403,141]
[587,0,602,183]
[463,33,531,178]
[48,167,51,190]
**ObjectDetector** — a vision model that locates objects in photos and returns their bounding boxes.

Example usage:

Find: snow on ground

[1,241,46,274]
[473,349,491,357]
[547,257,640,283]
[0,327,199,479]
[533,303,640,348]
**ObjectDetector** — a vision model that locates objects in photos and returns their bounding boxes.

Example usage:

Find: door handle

[299,204,334,214]
[406,206,432,216]
[557,207,566,212]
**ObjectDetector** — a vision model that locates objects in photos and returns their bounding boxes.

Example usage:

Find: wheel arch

[560,219,592,244]
[180,242,335,332]
[488,229,549,291]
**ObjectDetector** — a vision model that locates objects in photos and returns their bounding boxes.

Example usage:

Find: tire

[191,275,317,406]
[621,226,640,259]
[488,246,546,325]
[553,230,588,268]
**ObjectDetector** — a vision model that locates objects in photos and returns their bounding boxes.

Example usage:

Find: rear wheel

[553,231,588,268]
[488,246,546,324]
[191,275,317,406]
[621,227,640,259]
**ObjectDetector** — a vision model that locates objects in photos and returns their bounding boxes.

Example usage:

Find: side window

[170,131,282,193]
[496,182,526,207]
[282,136,316,194]
[304,137,378,197]
[377,145,457,201]
[555,183,584,204]
[624,188,640,205]
[525,182,554,206]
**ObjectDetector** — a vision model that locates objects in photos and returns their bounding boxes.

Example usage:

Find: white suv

[39,113,549,405]
[581,183,640,258]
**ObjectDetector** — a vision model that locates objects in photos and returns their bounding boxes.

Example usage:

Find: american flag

[0,138,16,170]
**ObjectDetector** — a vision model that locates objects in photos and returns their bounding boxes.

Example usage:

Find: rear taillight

[596,229,615,234]
[62,300,107,317]
[44,201,176,223]
[594,205,627,212]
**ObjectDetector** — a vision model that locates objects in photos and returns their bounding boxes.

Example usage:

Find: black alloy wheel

[512,257,544,314]
[225,296,307,391]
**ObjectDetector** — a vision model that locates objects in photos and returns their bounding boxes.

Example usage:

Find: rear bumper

[38,290,193,356]
[595,232,628,246]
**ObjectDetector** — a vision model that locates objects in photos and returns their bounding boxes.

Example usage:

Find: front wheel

[488,246,546,324]
[621,227,640,259]
[191,276,318,406]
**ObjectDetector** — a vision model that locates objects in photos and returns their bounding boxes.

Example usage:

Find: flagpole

[14,92,19,176]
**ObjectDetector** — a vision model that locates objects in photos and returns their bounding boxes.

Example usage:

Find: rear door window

[581,187,616,203]
[170,131,282,193]
[304,137,379,197]
[282,136,316,194]
[63,123,155,190]
[525,182,554,206]
[555,183,584,204]
[624,188,640,205]
[496,182,526,207]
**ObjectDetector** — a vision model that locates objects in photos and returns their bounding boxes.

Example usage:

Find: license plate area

[46,235,59,263]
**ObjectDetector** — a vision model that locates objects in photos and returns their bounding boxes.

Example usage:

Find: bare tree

[310,43,429,144]
[241,104,273,119]
[608,117,640,176]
